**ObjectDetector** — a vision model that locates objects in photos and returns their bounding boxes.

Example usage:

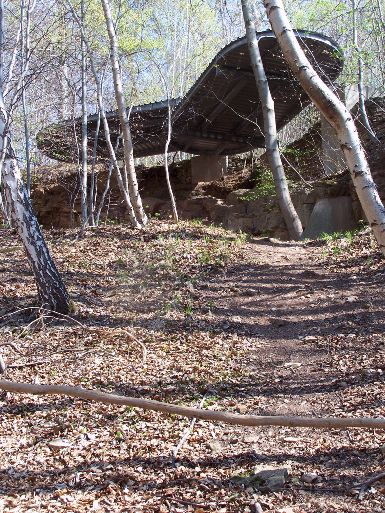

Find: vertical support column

[191,155,228,183]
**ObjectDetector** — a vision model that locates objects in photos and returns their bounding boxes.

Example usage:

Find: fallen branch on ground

[7,360,50,369]
[172,393,208,458]
[1,379,385,430]
[354,471,385,500]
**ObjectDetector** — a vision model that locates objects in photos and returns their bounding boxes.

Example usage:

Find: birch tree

[262,0,385,254]
[352,0,378,144]
[100,0,148,226]
[0,0,70,313]
[66,0,141,229]
[80,0,88,229]
[20,0,35,195]
[241,0,303,240]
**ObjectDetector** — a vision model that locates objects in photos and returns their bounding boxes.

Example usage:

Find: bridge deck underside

[37,31,343,162]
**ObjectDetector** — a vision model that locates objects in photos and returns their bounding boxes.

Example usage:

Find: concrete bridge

[37,29,343,180]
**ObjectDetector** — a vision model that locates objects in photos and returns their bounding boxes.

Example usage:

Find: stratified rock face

[29,160,354,239]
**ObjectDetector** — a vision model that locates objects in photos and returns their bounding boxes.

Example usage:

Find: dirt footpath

[0,223,384,512]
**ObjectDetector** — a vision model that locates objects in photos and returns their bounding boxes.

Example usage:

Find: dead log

[1,379,385,430]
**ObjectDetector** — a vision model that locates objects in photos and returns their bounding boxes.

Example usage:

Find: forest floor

[0,219,385,513]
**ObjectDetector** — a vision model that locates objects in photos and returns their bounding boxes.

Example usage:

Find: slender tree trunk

[89,108,101,226]
[241,0,302,240]
[80,0,88,229]
[66,0,141,229]
[377,0,385,30]
[0,2,69,313]
[100,0,147,226]
[150,59,179,222]
[164,102,178,222]
[95,135,121,225]
[352,0,378,144]
[20,0,32,195]
[0,173,10,226]
[263,0,385,254]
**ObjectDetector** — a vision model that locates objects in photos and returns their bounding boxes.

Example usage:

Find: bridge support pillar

[191,155,228,183]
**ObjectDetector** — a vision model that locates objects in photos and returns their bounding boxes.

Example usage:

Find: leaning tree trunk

[101,0,148,226]
[0,0,69,313]
[263,0,385,254]
[2,151,70,313]
[241,0,302,240]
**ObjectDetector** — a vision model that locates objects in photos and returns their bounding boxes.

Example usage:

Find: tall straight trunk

[263,0,385,254]
[352,0,377,144]
[377,0,385,30]
[89,109,101,226]
[241,0,302,240]
[66,0,140,228]
[20,0,32,195]
[100,0,147,226]
[80,0,88,228]
[164,102,178,222]
[95,136,121,225]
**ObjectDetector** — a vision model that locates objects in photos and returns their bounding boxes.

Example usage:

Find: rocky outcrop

[26,97,384,239]
[29,154,361,239]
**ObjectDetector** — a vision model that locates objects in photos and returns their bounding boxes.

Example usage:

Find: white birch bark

[152,59,179,222]
[164,102,178,222]
[66,0,141,229]
[89,108,101,226]
[241,0,302,240]
[100,0,148,226]
[2,153,70,313]
[352,0,378,144]
[95,135,121,226]
[263,0,385,253]
[80,0,88,229]
[20,0,32,194]
[0,2,69,312]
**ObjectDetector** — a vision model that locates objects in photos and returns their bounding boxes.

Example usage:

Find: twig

[167,497,213,509]
[0,307,85,328]
[0,342,23,354]
[354,471,385,500]
[0,306,40,322]
[280,153,313,187]
[122,329,147,364]
[7,360,50,369]
[49,311,86,328]
[0,342,25,374]
[18,315,45,337]
[172,393,208,459]
[1,379,385,430]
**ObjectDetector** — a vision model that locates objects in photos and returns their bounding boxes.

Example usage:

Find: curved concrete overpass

[37,30,343,162]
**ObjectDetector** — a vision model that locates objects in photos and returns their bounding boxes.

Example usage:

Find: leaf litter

[0,221,384,512]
